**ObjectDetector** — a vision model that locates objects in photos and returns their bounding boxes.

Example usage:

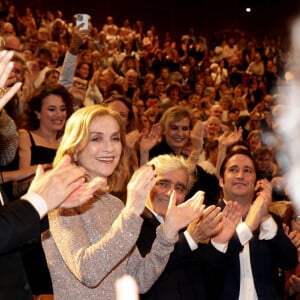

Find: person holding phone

[76,14,90,31]
[58,19,91,91]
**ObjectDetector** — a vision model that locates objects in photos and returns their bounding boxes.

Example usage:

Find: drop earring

[73,153,78,163]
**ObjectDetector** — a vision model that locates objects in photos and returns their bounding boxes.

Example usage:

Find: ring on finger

[0,87,6,97]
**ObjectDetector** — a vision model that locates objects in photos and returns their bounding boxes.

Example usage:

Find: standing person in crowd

[42,105,203,299]
[103,94,139,134]
[17,83,73,298]
[186,125,243,206]
[74,61,92,81]
[245,129,263,154]
[17,83,74,193]
[137,154,241,300]
[0,153,103,300]
[246,52,265,82]
[26,46,52,89]
[0,49,104,300]
[42,69,60,86]
[217,149,298,300]
[254,146,280,181]
[58,22,91,90]
[3,51,28,128]
[201,103,229,140]
[46,41,61,69]
[283,204,300,300]
[139,105,221,205]
[103,94,141,199]
[146,105,192,160]
[204,116,223,145]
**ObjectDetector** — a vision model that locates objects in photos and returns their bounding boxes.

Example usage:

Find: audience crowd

[0,1,300,300]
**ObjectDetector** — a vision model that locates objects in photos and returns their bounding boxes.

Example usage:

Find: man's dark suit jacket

[136,207,229,300]
[217,200,298,300]
[0,192,40,300]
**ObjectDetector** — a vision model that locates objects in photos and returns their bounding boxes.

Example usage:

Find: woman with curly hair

[17,83,74,298]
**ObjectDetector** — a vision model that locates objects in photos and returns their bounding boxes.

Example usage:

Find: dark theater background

[12,0,300,45]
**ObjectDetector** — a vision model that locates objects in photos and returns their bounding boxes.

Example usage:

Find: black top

[28,131,56,165]
[186,165,221,206]
[22,131,56,294]
[149,138,175,160]
[150,139,221,205]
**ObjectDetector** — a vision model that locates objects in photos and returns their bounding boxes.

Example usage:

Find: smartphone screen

[76,14,89,30]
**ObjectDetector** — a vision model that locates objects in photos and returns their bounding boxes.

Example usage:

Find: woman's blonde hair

[54,105,130,192]
[159,105,192,136]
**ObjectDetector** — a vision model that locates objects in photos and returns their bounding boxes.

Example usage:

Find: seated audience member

[245,52,265,82]
[224,108,240,131]
[144,92,161,110]
[139,112,153,134]
[84,70,110,106]
[103,94,139,134]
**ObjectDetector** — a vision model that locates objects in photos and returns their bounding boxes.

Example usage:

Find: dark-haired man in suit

[217,149,298,300]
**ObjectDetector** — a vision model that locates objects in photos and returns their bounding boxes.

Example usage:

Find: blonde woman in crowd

[42,105,204,299]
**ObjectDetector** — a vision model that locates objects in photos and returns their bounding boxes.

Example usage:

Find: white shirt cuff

[237,222,253,246]
[21,192,48,219]
[259,215,277,240]
[211,239,228,253]
[184,230,198,250]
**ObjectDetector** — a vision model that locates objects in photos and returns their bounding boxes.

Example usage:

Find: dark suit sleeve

[166,233,193,264]
[0,199,40,254]
[267,213,298,270]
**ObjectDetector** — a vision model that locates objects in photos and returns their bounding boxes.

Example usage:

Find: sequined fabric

[42,193,177,300]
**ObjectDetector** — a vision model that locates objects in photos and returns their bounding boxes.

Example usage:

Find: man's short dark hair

[219,148,258,179]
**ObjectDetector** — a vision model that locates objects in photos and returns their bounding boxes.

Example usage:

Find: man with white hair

[202,104,229,139]
[137,154,241,300]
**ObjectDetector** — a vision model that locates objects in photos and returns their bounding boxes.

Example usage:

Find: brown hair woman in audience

[17,83,73,298]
